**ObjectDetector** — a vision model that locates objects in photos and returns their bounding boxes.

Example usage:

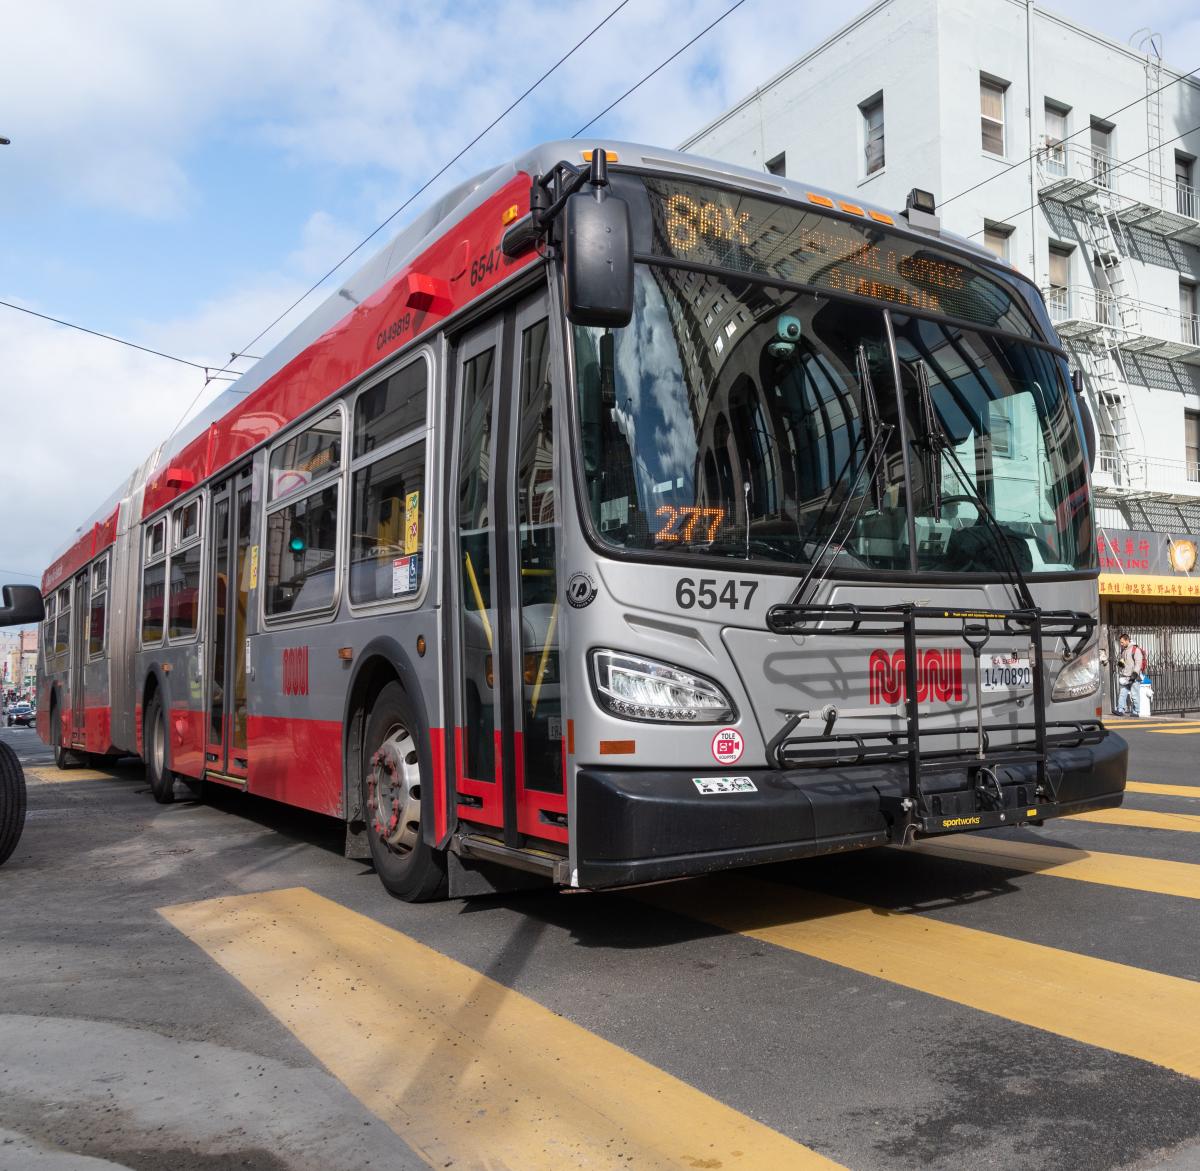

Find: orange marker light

[501,204,520,226]
[868,210,895,224]
[807,193,835,208]
[582,149,619,163]
[599,740,636,755]
[839,201,865,216]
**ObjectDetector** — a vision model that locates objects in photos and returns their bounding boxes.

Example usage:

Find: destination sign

[642,177,1035,335]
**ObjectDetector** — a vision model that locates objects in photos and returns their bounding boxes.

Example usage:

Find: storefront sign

[1097,528,1199,597]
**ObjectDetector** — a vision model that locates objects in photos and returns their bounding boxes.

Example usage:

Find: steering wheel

[936,494,980,508]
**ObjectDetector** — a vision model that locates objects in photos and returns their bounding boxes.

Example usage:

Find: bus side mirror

[0,585,44,627]
[562,191,633,329]
[1070,369,1097,472]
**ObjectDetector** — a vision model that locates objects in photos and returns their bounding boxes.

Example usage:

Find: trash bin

[1138,674,1153,718]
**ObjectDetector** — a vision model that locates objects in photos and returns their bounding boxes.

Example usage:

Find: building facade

[682,0,1200,710]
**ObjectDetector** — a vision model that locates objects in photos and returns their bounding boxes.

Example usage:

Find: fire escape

[1037,45,1200,508]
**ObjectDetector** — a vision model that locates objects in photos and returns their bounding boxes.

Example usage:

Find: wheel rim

[367,722,421,855]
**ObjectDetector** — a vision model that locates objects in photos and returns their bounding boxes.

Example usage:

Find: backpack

[1132,644,1149,676]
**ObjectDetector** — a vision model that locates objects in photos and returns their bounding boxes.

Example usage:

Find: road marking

[1127,781,1200,798]
[1069,808,1200,833]
[1106,720,1200,731]
[26,766,120,784]
[636,874,1200,1080]
[1144,727,1200,736]
[904,835,1200,900]
[162,887,841,1171]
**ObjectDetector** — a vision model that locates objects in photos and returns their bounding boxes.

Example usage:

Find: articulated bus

[31,141,1127,900]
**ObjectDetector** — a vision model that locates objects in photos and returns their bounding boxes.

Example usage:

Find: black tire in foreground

[144,693,176,804]
[0,740,27,866]
[362,681,447,902]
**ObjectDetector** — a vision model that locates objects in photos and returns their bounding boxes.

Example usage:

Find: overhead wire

[940,61,1200,209]
[192,0,637,409]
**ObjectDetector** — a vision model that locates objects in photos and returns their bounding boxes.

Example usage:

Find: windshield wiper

[856,345,887,511]
[911,359,1036,611]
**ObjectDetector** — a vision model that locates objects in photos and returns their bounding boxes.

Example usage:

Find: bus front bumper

[574,731,1127,889]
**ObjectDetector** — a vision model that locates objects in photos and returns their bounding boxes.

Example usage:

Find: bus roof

[42,138,1007,590]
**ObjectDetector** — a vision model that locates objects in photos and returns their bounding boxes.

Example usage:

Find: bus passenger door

[205,463,253,783]
[69,568,89,748]
[448,296,566,850]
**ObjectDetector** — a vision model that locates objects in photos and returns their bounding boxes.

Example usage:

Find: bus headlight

[590,650,735,723]
[1052,643,1100,701]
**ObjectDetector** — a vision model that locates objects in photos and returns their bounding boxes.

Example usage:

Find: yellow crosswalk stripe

[27,766,118,784]
[636,874,1200,1079]
[162,887,842,1171]
[1145,727,1200,735]
[1070,808,1200,832]
[1127,781,1200,798]
[905,835,1200,900]
[1106,720,1200,730]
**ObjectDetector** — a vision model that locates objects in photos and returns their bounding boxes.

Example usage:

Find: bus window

[353,361,428,458]
[515,317,562,791]
[43,592,56,658]
[265,485,340,616]
[89,554,109,658]
[265,411,344,617]
[269,410,342,501]
[54,584,71,658]
[169,543,202,638]
[457,345,497,784]
[349,443,426,604]
[142,517,167,644]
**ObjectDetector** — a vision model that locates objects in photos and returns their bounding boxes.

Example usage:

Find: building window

[1044,101,1069,175]
[983,221,1013,260]
[1178,153,1196,219]
[1182,281,1199,348]
[861,94,885,174]
[1047,244,1072,316]
[765,152,786,177]
[1090,120,1113,188]
[1187,411,1200,482]
[980,78,1007,155]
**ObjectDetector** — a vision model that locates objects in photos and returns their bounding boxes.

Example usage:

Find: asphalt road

[0,718,1197,1171]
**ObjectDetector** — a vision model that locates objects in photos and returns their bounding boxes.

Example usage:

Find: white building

[683,0,1200,702]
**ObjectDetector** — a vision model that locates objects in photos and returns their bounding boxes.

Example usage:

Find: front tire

[362,681,446,902]
[0,740,27,866]
[144,693,175,804]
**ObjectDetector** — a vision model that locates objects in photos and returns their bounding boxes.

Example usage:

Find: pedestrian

[1114,632,1146,717]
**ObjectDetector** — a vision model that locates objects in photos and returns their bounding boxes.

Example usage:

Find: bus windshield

[573,264,1094,574]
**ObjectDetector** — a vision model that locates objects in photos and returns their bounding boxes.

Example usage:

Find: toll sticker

[404,491,421,554]
[711,728,744,764]
[693,776,757,795]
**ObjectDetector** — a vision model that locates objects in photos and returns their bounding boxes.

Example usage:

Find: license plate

[979,653,1032,691]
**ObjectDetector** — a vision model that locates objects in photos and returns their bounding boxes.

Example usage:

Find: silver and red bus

[32,141,1126,900]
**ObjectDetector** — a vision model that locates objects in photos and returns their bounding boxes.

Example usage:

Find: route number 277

[675,577,759,611]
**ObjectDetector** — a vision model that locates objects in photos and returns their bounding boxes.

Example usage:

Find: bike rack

[764,601,1105,838]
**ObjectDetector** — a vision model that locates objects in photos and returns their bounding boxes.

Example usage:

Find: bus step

[455,833,570,884]
[204,770,248,790]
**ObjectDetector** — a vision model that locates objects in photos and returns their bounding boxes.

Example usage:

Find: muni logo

[282,646,310,697]
[868,648,963,705]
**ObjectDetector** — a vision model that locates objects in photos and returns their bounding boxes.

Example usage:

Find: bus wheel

[144,694,175,805]
[52,707,77,770]
[0,740,27,866]
[362,682,446,902]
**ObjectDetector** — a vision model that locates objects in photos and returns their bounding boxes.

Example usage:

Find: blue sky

[2,0,1198,588]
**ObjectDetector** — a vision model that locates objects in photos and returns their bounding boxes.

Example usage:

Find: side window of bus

[349,360,429,605]
[43,592,56,659]
[265,410,344,617]
[89,554,109,658]
[55,583,72,658]
[515,317,561,780]
[169,497,202,639]
[142,517,168,644]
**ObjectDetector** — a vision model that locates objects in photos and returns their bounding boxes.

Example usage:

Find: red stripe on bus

[138,175,537,522]
[168,707,207,778]
[246,715,343,817]
[429,726,448,844]
[454,726,503,827]
[513,730,568,844]
[42,507,120,593]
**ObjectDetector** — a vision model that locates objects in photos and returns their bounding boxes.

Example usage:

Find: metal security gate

[1106,602,1200,715]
